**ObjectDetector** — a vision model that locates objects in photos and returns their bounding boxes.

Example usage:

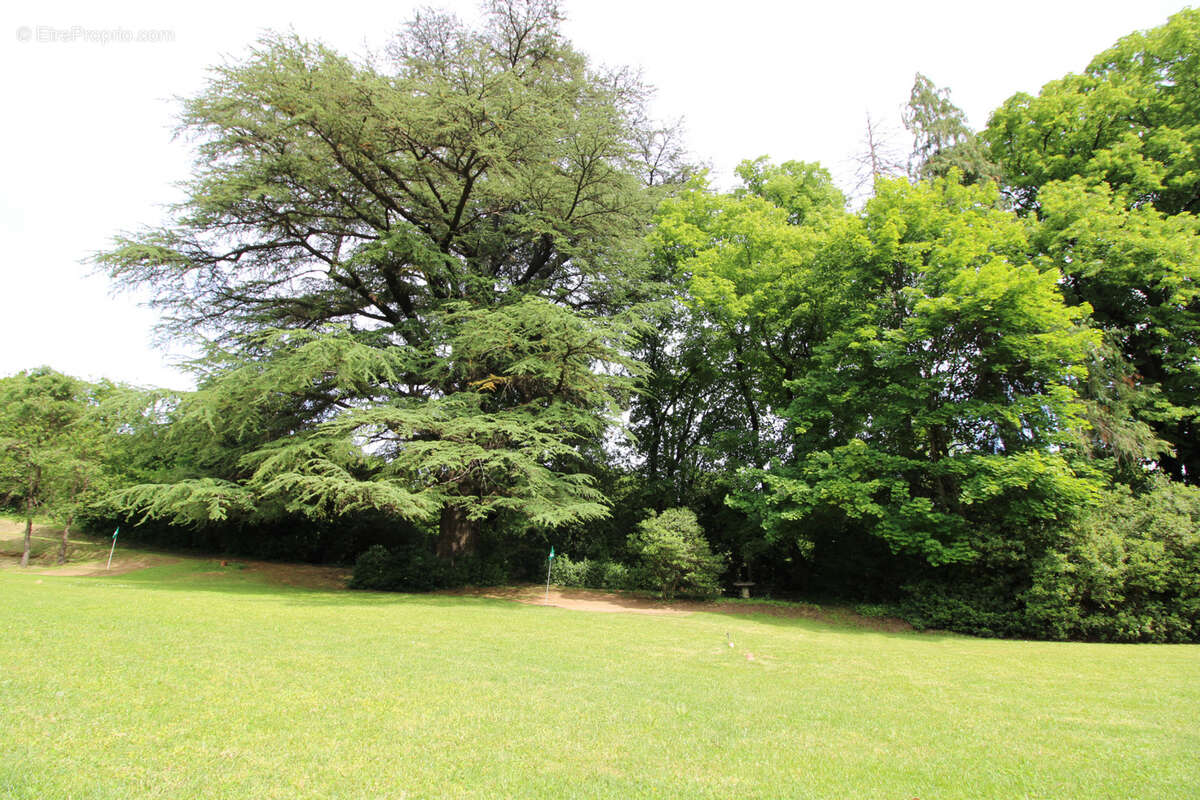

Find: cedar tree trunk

[436,504,479,562]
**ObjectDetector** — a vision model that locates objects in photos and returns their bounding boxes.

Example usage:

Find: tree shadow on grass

[32,558,962,639]
[59,559,534,613]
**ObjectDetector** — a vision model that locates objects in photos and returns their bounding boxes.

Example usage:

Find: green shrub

[899,578,1026,638]
[348,545,394,589]
[853,603,896,619]
[628,508,727,600]
[548,554,590,587]
[1023,480,1200,642]
[598,560,635,590]
[548,555,650,591]
[898,478,1200,642]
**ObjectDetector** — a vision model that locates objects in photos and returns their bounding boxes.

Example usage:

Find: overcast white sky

[1,0,1191,390]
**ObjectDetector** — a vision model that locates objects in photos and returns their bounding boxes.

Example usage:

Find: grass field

[1,542,1197,799]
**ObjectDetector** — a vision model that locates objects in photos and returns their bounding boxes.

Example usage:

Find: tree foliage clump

[628,508,725,600]
[0,369,128,566]
[654,169,1100,569]
[983,9,1200,482]
[985,9,1200,216]
[903,74,998,185]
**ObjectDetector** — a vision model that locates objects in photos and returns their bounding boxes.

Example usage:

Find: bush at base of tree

[628,508,726,600]
[899,577,1029,639]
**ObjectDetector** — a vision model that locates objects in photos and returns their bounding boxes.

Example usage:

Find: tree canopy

[0,369,123,565]
[96,0,682,556]
[983,8,1200,481]
[985,8,1200,216]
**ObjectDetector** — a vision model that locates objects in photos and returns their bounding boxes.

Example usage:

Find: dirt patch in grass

[443,585,912,632]
[0,518,50,543]
[449,585,689,615]
[0,533,180,575]
[0,520,115,571]
[0,518,35,536]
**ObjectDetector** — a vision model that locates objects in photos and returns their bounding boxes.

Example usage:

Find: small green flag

[113,527,119,540]
[549,546,555,560]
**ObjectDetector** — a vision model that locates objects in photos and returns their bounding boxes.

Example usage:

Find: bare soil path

[444,584,912,631]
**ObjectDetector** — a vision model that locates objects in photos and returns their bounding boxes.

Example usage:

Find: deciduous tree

[0,369,100,566]
[984,11,1200,480]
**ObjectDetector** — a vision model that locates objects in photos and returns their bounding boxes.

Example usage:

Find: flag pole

[545,546,555,602]
[106,527,119,570]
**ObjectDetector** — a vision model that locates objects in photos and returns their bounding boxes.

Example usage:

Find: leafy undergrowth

[1,558,1197,799]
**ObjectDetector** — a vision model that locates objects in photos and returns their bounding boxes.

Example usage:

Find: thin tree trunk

[58,474,87,565]
[21,502,33,568]
[436,504,478,562]
[21,465,41,568]
[58,515,74,565]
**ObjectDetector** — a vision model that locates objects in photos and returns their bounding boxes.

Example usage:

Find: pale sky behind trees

[0,0,1190,389]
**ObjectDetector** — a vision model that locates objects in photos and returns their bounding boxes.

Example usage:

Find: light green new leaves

[985,8,1200,215]
[704,175,1102,565]
[653,171,852,327]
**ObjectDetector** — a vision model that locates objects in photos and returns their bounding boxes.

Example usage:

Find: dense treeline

[5,2,1199,641]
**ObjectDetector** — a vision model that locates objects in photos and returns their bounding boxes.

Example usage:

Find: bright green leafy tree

[985,9,1200,215]
[768,176,1100,565]
[658,172,1101,569]
[647,160,849,470]
[0,369,113,566]
[984,10,1200,481]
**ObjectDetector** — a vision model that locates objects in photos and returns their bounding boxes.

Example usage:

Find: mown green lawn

[1,556,1196,799]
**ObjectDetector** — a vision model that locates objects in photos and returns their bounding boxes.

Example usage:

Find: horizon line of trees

[4,1,1199,642]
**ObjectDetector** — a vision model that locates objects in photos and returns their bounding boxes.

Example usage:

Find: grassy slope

[1,558,1197,799]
